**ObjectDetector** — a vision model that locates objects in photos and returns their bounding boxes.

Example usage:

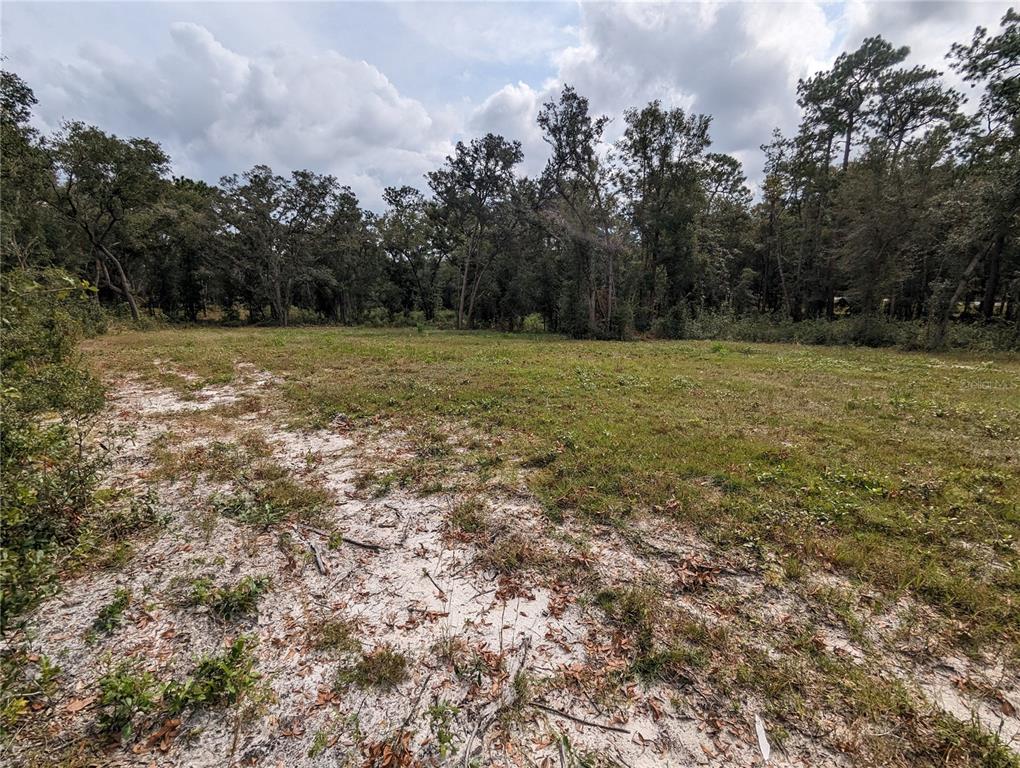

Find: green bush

[680,311,1018,351]
[0,268,108,628]
[164,636,259,714]
[97,663,158,740]
[189,575,271,621]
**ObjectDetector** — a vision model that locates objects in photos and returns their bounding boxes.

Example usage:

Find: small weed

[521,447,559,469]
[92,587,132,634]
[449,496,488,534]
[634,643,707,683]
[256,475,330,523]
[336,645,407,691]
[101,489,168,537]
[475,531,548,574]
[310,617,361,654]
[189,575,270,621]
[410,424,450,459]
[97,663,158,741]
[164,636,259,714]
[211,474,330,528]
[308,729,329,758]
[210,491,285,528]
[1,650,60,730]
[427,700,459,759]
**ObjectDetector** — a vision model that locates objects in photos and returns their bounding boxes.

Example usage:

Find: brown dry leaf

[998,695,1017,718]
[146,718,181,753]
[66,695,95,713]
[280,716,306,737]
[314,688,338,707]
[648,697,664,721]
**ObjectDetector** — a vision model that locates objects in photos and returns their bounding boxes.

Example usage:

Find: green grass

[336,645,408,690]
[86,327,1020,651]
[188,575,271,621]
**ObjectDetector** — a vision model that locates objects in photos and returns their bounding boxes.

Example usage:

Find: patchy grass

[309,616,362,654]
[211,471,330,529]
[448,495,489,534]
[152,434,273,483]
[188,575,271,621]
[92,588,132,634]
[337,645,408,691]
[85,327,1020,654]
[164,636,261,714]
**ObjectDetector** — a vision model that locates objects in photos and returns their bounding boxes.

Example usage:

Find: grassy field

[87,326,1020,654]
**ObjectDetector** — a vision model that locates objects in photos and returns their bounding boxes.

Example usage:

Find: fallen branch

[530,702,631,734]
[339,535,385,551]
[308,541,329,575]
[422,568,447,598]
[408,606,449,617]
[299,524,384,551]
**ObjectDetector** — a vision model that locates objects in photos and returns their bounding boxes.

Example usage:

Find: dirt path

[6,367,1018,767]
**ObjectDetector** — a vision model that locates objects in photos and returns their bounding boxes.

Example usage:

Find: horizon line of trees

[2,8,1017,348]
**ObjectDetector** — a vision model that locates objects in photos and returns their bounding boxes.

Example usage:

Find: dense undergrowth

[118,304,1020,352]
[0,268,108,627]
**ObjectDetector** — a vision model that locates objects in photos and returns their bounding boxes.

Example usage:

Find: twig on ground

[308,541,329,575]
[423,568,447,598]
[530,702,631,734]
[340,535,385,551]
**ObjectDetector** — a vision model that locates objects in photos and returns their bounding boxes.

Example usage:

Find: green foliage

[189,575,270,621]
[427,700,460,759]
[0,268,108,628]
[336,645,408,691]
[0,649,60,731]
[95,639,260,741]
[92,588,132,634]
[164,636,260,714]
[97,664,158,741]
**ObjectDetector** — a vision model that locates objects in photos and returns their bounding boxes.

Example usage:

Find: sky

[1,1,1010,209]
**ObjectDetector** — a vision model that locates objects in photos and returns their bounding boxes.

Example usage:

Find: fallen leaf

[66,696,95,713]
[754,714,771,764]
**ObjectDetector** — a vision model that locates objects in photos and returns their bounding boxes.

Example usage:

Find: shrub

[97,664,158,740]
[189,575,270,621]
[164,636,259,714]
[0,268,108,629]
[337,645,408,690]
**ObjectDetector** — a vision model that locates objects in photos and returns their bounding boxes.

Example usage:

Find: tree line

[2,9,1017,348]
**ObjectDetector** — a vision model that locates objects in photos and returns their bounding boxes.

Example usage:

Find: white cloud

[472,0,1009,187]
[4,1,1009,204]
[396,2,577,64]
[468,81,550,175]
[12,21,452,209]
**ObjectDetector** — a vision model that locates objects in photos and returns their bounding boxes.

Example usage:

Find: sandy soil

[5,365,1017,767]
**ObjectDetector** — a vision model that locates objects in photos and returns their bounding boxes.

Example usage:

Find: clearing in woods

[9,327,1020,767]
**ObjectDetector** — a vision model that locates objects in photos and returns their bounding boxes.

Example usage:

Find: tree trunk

[457,249,471,330]
[100,245,140,321]
[980,232,1004,320]
[933,244,990,347]
[272,279,287,327]
[842,114,854,171]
